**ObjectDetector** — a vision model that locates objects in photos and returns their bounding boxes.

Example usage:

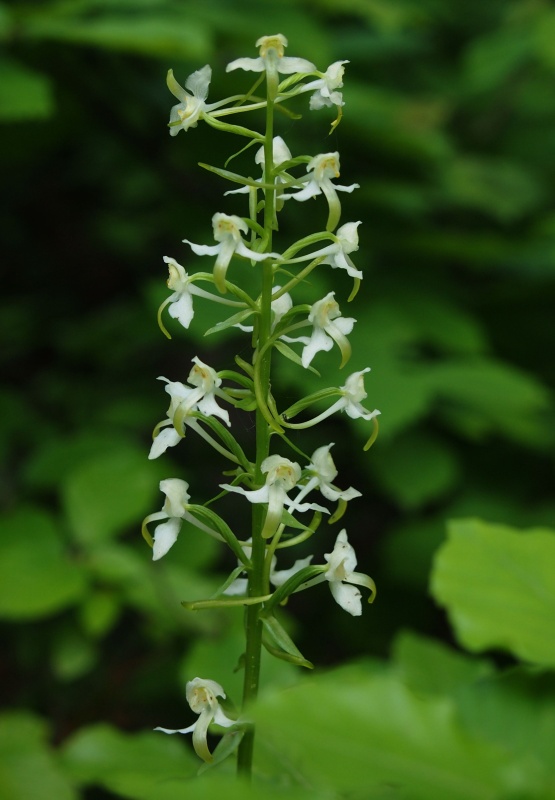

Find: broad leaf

[431,518,555,666]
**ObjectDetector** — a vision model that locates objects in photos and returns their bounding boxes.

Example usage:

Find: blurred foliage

[1,0,555,797]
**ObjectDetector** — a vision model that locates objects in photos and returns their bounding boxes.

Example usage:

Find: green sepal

[348,276,361,302]
[263,566,326,614]
[203,115,264,141]
[261,615,314,669]
[218,370,254,391]
[328,498,348,526]
[199,162,283,192]
[280,230,335,261]
[190,412,250,471]
[273,340,320,376]
[235,355,254,378]
[204,308,255,336]
[224,138,259,168]
[197,729,245,774]
[233,395,257,412]
[141,519,153,548]
[363,415,380,451]
[210,565,249,599]
[187,504,248,566]
[280,508,323,533]
[282,387,340,420]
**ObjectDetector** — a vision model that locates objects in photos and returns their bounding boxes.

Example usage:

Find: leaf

[0,507,86,620]
[60,723,197,799]
[62,446,163,544]
[24,13,211,59]
[0,712,77,800]
[392,630,494,698]
[426,359,551,444]
[440,157,542,223]
[254,670,508,799]
[430,518,555,666]
[373,431,460,509]
[0,58,53,121]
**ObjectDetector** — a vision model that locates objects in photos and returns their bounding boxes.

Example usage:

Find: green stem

[237,88,276,779]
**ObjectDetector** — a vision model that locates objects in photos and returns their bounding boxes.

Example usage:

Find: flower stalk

[146,33,379,780]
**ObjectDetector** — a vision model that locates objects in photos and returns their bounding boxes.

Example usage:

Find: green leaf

[62,446,162,544]
[0,712,76,800]
[254,670,508,799]
[392,630,494,698]
[440,157,542,223]
[60,723,197,799]
[0,507,86,620]
[50,627,97,681]
[431,519,555,666]
[426,359,550,444]
[0,58,53,121]
[24,13,211,59]
[373,431,460,509]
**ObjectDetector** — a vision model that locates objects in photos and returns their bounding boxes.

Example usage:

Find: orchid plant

[142,34,380,777]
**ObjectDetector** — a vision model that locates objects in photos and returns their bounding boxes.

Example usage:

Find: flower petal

[185,64,212,100]
[152,517,181,560]
[148,426,181,460]
[329,580,362,616]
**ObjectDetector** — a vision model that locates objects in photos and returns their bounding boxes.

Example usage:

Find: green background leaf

[431,519,555,666]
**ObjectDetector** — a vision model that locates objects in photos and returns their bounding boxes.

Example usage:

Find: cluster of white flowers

[148,34,379,764]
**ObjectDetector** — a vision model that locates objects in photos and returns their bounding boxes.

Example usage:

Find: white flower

[290,444,361,515]
[183,213,279,293]
[281,152,359,201]
[283,368,380,431]
[149,357,230,460]
[282,291,356,368]
[167,65,225,136]
[324,530,375,616]
[155,677,235,762]
[340,369,379,420]
[221,454,327,539]
[227,34,316,76]
[304,60,349,110]
[142,479,222,560]
[281,153,358,231]
[159,256,228,329]
[285,222,363,280]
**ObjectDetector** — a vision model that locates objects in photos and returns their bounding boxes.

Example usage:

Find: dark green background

[1,1,555,797]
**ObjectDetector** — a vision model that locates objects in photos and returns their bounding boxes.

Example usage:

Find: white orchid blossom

[226,34,316,76]
[224,539,313,595]
[142,479,223,561]
[281,153,359,231]
[221,454,327,539]
[284,368,380,432]
[183,213,279,293]
[155,677,235,762]
[282,291,356,368]
[158,256,240,331]
[300,60,349,110]
[149,357,230,460]
[167,65,232,136]
[287,221,363,280]
[324,530,376,616]
[288,444,361,517]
